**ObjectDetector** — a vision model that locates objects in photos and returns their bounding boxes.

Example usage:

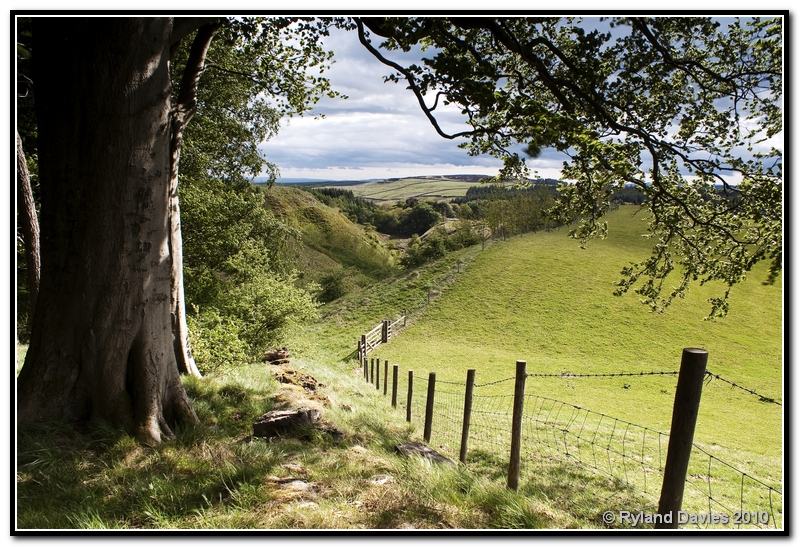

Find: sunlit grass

[373,205,782,527]
[16,342,27,376]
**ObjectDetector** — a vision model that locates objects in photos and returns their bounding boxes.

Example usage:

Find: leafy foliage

[354,16,782,317]
[173,17,343,370]
[317,268,357,303]
[180,177,319,373]
[186,308,250,374]
[175,18,343,186]
[305,188,443,238]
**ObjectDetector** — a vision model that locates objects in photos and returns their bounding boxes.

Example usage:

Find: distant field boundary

[307,176,490,203]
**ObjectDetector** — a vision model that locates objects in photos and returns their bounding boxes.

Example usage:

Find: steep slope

[260,185,399,288]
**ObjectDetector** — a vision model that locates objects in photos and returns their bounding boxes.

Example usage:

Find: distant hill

[261,174,492,185]
[378,174,490,183]
[258,174,566,204]
[253,177,380,186]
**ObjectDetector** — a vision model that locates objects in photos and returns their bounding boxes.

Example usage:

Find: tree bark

[168,22,220,379]
[18,17,200,445]
[16,130,40,316]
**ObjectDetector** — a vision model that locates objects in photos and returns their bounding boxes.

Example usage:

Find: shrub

[318,269,352,303]
[187,307,250,375]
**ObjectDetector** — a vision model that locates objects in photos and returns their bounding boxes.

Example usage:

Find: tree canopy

[353,16,782,317]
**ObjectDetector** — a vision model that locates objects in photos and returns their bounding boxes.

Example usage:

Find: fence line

[357,347,782,529]
[524,369,781,407]
[527,370,679,378]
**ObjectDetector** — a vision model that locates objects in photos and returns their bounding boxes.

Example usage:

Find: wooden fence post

[392,365,399,407]
[384,360,389,395]
[459,368,476,464]
[507,360,527,491]
[375,357,380,389]
[363,358,367,380]
[423,372,436,443]
[361,334,367,357]
[370,358,375,384]
[656,348,709,529]
[381,320,389,343]
[406,370,413,422]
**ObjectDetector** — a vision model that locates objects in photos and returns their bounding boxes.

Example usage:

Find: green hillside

[371,205,782,495]
[17,202,783,530]
[260,185,399,286]
[293,203,782,526]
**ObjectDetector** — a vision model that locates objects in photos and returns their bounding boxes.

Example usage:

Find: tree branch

[355,18,479,141]
[174,22,222,126]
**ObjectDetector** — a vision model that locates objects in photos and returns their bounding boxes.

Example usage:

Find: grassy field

[16,204,783,530]
[324,176,480,203]
[369,205,782,524]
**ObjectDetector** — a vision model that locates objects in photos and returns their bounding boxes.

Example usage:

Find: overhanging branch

[355,18,481,142]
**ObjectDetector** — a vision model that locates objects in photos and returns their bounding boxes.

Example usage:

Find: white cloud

[259,27,519,181]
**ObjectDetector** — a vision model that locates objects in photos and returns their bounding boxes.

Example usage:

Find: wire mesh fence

[519,393,669,497]
[682,444,783,528]
[428,380,467,454]
[359,350,782,530]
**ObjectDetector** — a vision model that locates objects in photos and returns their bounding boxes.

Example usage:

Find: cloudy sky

[258,25,567,182]
[258,17,783,185]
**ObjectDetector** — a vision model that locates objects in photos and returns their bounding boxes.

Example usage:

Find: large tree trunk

[16,130,40,316]
[17,18,199,445]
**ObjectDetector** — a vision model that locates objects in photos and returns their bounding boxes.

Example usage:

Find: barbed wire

[519,368,782,407]
[704,370,782,406]
[520,392,782,529]
[437,379,467,387]
[358,329,781,528]
[526,370,679,379]
[474,376,516,388]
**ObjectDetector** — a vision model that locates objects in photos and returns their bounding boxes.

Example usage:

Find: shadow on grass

[17,372,658,530]
[16,376,307,529]
[16,365,424,530]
